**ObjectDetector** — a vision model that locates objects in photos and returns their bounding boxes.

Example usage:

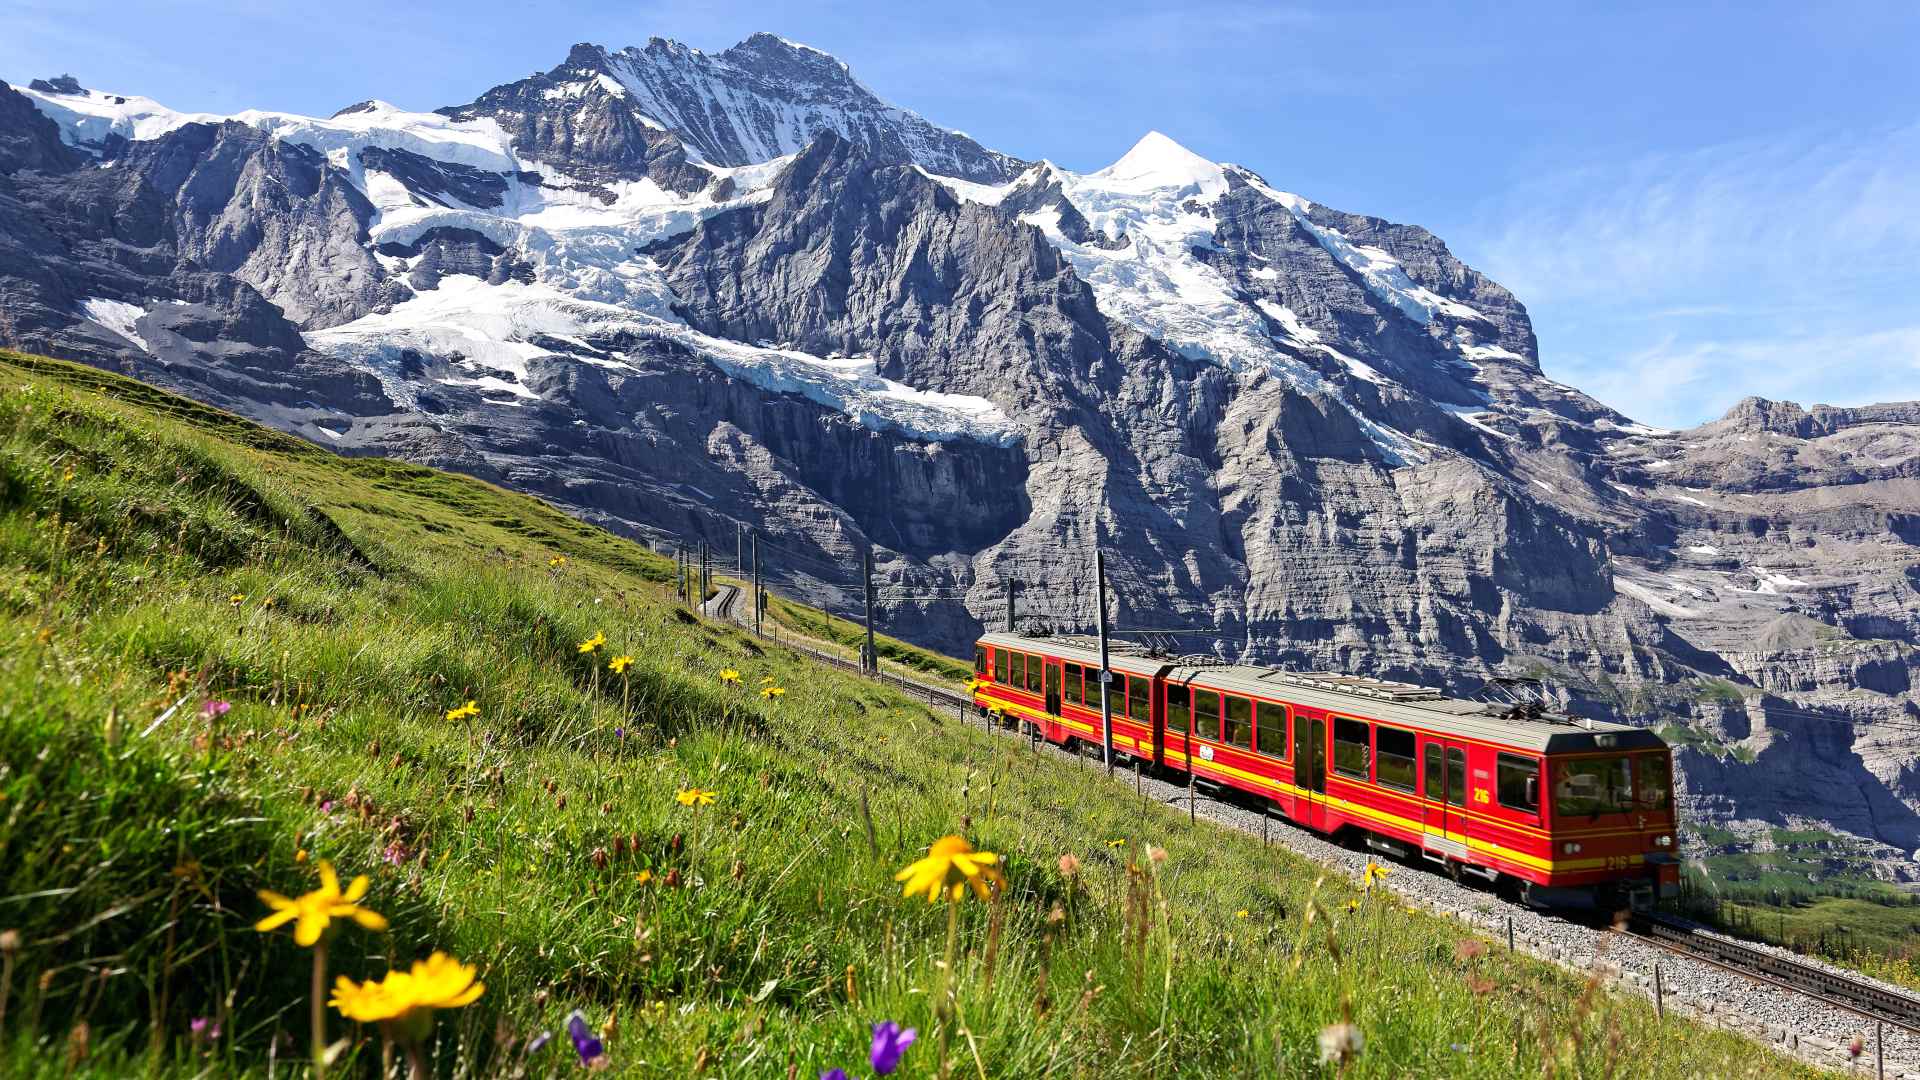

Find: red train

[970,632,1680,910]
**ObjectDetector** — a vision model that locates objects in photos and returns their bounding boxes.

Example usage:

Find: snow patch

[306,275,1018,445]
[1615,577,1700,618]
[80,297,148,351]
[1687,545,1722,555]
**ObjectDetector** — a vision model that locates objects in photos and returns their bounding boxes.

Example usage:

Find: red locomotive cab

[1540,745,1679,907]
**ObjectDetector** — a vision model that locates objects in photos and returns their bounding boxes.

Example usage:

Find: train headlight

[1654,834,1673,848]
[1561,842,1582,855]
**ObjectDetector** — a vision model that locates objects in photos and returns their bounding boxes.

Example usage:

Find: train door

[1043,658,1061,717]
[1422,742,1469,859]
[1293,711,1328,830]
[1152,676,1182,768]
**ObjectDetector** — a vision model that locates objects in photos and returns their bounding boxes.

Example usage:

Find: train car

[970,631,1679,910]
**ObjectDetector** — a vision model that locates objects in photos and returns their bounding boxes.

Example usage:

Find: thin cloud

[1555,326,1920,429]
[1460,122,1920,427]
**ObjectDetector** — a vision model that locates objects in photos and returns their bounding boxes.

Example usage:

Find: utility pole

[736,525,744,575]
[700,542,709,606]
[862,547,877,675]
[1095,546,1113,775]
[675,545,685,603]
[751,531,762,636]
[1005,578,1016,634]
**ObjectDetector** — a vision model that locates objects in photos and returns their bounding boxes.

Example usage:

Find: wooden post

[1653,962,1664,1020]
[1262,805,1270,847]
[1506,915,1514,952]
[751,531,762,636]
[862,548,877,676]
[1006,578,1016,633]
[1188,764,1197,825]
[1877,1019,1884,1080]
[1094,547,1113,776]
[1134,757,1142,802]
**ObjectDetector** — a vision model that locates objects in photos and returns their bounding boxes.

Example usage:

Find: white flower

[1317,1022,1363,1065]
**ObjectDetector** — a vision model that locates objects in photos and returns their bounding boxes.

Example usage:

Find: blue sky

[5,0,1916,428]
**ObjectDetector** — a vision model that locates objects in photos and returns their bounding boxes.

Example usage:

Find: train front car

[1531,730,1680,911]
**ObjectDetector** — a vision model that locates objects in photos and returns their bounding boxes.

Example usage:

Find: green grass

[758,589,975,684]
[0,348,1812,1078]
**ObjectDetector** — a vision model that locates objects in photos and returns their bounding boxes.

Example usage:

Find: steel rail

[1623,913,1920,1035]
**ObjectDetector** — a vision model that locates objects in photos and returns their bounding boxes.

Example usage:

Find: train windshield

[1635,752,1672,812]
[1555,753,1673,816]
[1554,757,1635,816]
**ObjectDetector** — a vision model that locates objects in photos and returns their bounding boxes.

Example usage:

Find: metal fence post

[1653,962,1664,1020]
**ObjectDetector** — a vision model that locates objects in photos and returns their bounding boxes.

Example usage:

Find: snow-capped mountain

[3,37,1919,878]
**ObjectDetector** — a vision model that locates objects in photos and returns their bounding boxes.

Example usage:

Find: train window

[1332,717,1371,780]
[1043,660,1054,701]
[1026,654,1043,693]
[1064,662,1083,705]
[1223,695,1252,748]
[1555,757,1633,816]
[1635,753,1672,811]
[1128,675,1149,721]
[1497,754,1541,815]
[1424,745,1447,800]
[990,648,1005,683]
[1376,727,1417,792]
[1166,683,1190,734]
[1192,689,1221,740]
[1447,749,1466,807]
[1254,701,1287,759]
[974,646,985,675]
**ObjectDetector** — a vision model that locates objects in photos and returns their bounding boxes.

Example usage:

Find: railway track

[704,579,1920,1041]
[1622,913,1920,1036]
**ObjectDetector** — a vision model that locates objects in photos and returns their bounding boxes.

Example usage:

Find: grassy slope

[0,349,1810,1078]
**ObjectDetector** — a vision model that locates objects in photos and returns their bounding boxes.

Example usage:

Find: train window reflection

[1555,757,1633,816]
[1332,717,1371,780]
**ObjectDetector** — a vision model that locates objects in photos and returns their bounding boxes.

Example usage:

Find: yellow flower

[548,555,567,567]
[578,631,607,654]
[255,860,388,946]
[634,869,653,886]
[675,788,716,807]
[1105,839,1126,849]
[229,593,246,606]
[719,668,742,685]
[895,835,1004,904]
[760,675,775,685]
[1346,898,1361,913]
[330,951,484,1026]
[760,685,786,699]
[1364,860,1392,888]
[609,655,633,674]
[444,700,479,721]
[1235,909,1250,919]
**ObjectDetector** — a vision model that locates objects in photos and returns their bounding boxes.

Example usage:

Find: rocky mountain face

[2,36,1918,879]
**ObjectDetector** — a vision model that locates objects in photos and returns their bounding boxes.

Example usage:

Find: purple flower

[318,800,333,815]
[821,1070,849,1080]
[200,700,231,720]
[614,727,625,739]
[566,1010,604,1066]
[869,1021,916,1075]
[189,1016,220,1042]
[526,1030,552,1055]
